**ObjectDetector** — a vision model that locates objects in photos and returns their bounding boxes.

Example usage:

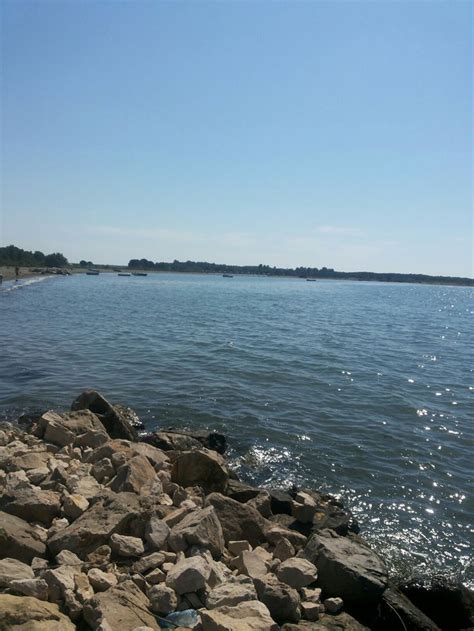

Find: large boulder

[36,410,107,446]
[380,585,441,630]
[171,449,229,493]
[168,506,225,558]
[0,558,34,587]
[110,454,157,494]
[83,579,160,630]
[200,600,278,631]
[71,390,138,441]
[87,439,169,470]
[0,511,46,563]
[206,575,257,609]
[165,556,211,594]
[281,612,370,630]
[277,558,317,589]
[0,594,76,630]
[47,491,140,558]
[255,573,301,624]
[304,530,388,605]
[205,493,267,547]
[0,486,61,526]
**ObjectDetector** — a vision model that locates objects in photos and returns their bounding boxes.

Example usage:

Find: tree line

[0,245,68,268]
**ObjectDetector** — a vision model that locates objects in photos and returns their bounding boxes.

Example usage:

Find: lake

[1,272,472,585]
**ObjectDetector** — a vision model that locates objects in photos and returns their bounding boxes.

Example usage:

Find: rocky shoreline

[0,391,472,630]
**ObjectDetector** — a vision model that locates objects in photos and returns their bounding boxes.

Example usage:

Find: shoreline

[0,390,471,630]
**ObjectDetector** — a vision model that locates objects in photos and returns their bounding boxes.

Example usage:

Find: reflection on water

[0,273,472,585]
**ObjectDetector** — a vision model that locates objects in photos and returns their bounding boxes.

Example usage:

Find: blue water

[0,273,472,585]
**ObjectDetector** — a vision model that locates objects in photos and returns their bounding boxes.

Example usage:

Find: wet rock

[83,579,160,630]
[277,558,318,589]
[168,505,225,558]
[148,583,178,614]
[205,492,267,547]
[88,567,118,591]
[71,390,139,441]
[0,594,76,630]
[110,454,158,494]
[0,510,46,562]
[206,575,257,609]
[0,486,61,526]
[201,599,278,630]
[9,577,49,600]
[110,533,144,557]
[0,557,34,587]
[304,530,388,606]
[145,515,170,551]
[255,572,301,624]
[171,449,229,493]
[166,556,211,594]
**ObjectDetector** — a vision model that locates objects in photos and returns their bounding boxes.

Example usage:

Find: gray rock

[277,558,318,589]
[381,585,441,631]
[110,454,157,494]
[281,612,370,630]
[132,552,165,574]
[205,492,268,547]
[0,486,61,526]
[148,584,178,614]
[168,506,225,558]
[0,510,46,563]
[171,449,229,493]
[110,533,144,557]
[166,556,211,594]
[324,597,344,613]
[255,572,301,624]
[88,567,118,591]
[144,515,170,551]
[201,600,278,630]
[304,530,388,605]
[206,575,257,609]
[0,557,34,587]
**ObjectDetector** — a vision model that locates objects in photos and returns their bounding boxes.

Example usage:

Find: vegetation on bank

[0,245,68,268]
[129,258,474,286]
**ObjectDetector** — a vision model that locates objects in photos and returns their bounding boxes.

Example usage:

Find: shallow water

[1,273,472,585]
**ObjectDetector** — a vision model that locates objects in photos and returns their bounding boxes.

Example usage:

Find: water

[1,273,472,585]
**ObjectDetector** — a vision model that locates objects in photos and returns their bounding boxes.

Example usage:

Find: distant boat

[86,269,100,275]
[118,273,131,277]
[306,278,317,282]
[132,272,148,277]
[222,274,234,278]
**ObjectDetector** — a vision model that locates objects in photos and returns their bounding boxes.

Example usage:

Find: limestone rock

[110,454,157,494]
[110,533,144,557]
[0,486,61,526]
[55,549,82,565]
[234,549,269,579]
[62,493,89,520]
[0,594,76,630]
[43,565,78,603]
[0,557,34,587]
[148,584,178,614]
[277,558,318,589]
[206,575,257,609]
[171,449,229,493]
[9,577,49,600]
[88,567,118,591]
[255,572,301,624]
[71,390,139,441]
[83,579,160,630]
[228,540,251,555]
[145,515,170,551]
[301,601,321,621]
[304,530,388,605]
[0,510,46,563]
[38,409,107,446]
[273,537,295,561]
[168,506,225,558]
[292,492,317,524]
[200,600,278,631]
[166,556,211,594]
[324,597,344,614]
[132,552,165,574]
[205,493,268,547]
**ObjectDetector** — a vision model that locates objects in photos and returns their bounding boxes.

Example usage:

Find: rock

[88,567,118,591]
[268,489,294,515]
[43,566,77,602]
[324,597,344,614]
[38,409,107,446]
[9,577,49,600]
[228,540,252,555]
[273,537,295,561]
[146,568,166,584]
[248,491,273,518]
[206,493,268,547]
[0,511,46,562]
[166,556,211,594]
[380,585,441,631]
[66,473,101,500]
[132,552,165,574]
[171,449,229,493]
[83,579,160,629]
[301,587,322,603]
[0,557,34,586]
[86,544,112,565]
[226,479,261,503]
[292,492,317,524]
[148,584,178,614]
[62,493,89,520]
[265,525,308,550]
[301,601,321,621]
[92,457,115,483]
[75,571,94,602]
[255,573,301,624]
[71,390,138,441]
[0,594,76,630]
[144,515,170,551]
[281,612,370,630]
[110,454,158,494]
[110,533,145,557]
[143,431,203,452]
[55,549,82,566]
[304,530,388,605]
[201,600,278,630]
[74,429,109,449]
[47,491,140,558]
[207,575,257,609]
[234,549,269,579]
[168,506,225,558]
[0,486,61,526]
[277,558,317,589]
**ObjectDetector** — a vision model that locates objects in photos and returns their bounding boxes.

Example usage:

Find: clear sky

[1,1,472,276]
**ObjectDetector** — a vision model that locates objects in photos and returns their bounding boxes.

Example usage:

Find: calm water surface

[1,273,472,585]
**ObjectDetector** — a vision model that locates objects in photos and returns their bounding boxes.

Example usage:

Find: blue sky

[1,1,472,276]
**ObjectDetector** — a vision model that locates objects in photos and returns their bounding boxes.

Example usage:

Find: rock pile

[0,390,464,630]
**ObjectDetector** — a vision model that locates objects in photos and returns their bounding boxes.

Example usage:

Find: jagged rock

[201,599,278,630]
[304,530,388,605]
[37,409,107,446]
[281,612,370,629]
[226,479,261,503]
[0,557,34,586]
[228,540,251,555]
[268,489,294,515]
[75,571,94,602]
[146,568,166,584]
[233,549,269,579]
[43,566,78,602]
[86,544,112,565]
[166,556,211,594]
[0,594,76,630]
[205,493,268,546]
[88,567,118,591]
[110,533,144,557]
[73,429,109,449]
[265,525,307,550]
[3,449,51,473]
[324,597,344,614]
[62,493,89,520]
[132,552,165,574]
[301,587,322,603]
[47,491,140,558]
[380,585,441,630]
[143,431,203,452]
[248,491,273,518]
[65,473,101,500]
[292,492,317,524]
[0,486,61,526]
[87,439,169,470]
[301,601,321,621]
[277,558,317,589]
[168,506,225,558]
[171,449,229,493]
[206,575,257,609]
[83,579,160,629]
[255,572,301,624]
[0,511,46,562]
[55,549,82,565]
[71,390,138,441]
[148,584,178,614]
[273,537,295,561]
[144,515,170,550]
[9,577,49,600]
[110,454,158,494]
[92,457,115,483]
